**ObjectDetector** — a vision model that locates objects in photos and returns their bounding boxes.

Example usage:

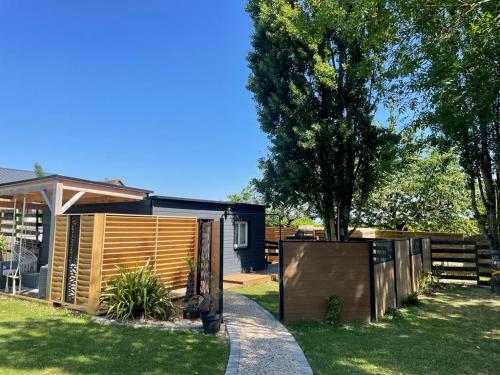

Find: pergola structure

[0,175,152,297]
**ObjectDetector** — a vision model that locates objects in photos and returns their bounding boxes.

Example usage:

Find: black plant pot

[201,311,221,334]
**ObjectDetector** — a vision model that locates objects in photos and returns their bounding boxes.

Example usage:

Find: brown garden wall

[395,240,412,306]
[281,241,372,324]
[374,261,396,319]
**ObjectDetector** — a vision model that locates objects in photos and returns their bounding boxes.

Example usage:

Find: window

[234,221,248,249]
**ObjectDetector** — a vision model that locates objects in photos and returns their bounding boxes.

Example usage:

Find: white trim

[61,191,86,214]
[234,221,248,249]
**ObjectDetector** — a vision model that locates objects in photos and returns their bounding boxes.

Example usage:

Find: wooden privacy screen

[374,261,396,319]
[50,214,198,314]
[281,241,372,324]
[394,240,412,306]
[422,238,432,273]
[281,239,425,324]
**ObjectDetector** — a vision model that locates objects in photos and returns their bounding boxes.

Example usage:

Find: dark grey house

[69,196,267,275]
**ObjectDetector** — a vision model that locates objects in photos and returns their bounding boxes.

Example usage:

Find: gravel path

[224,292,313,375]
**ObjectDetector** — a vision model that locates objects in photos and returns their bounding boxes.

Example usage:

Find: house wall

[151,199,265,274]
[69,198,266,275]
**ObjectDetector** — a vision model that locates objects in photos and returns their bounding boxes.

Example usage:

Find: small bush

[326,295,341,326]
[0,234,7,260]
[432,265,444,284]
[385,307,401,319]
[183,256,195,299]
[419,272,433,293]
[101,261,179,321]
[404,292,420,306]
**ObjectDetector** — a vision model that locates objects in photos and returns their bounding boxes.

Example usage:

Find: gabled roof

[0,167,37,184]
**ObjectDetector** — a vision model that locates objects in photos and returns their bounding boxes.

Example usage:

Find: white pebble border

[91,315,204,331]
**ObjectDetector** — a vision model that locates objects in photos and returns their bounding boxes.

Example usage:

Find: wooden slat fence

[50,213,199,314]
[431,239,479,284]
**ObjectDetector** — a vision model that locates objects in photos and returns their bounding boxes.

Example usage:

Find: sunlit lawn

[237,281,500,375]
[0,296,228,375]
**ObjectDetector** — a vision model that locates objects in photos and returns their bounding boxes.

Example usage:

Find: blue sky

[0,1,389,200]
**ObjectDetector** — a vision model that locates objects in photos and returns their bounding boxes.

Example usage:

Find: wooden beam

[63,182,146,201]
[88,213,105,314]
[0,180,55,196]
[40,189,53,212]
[61,191,85,214]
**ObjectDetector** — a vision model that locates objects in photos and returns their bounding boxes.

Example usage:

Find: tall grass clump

[101,260,179,321]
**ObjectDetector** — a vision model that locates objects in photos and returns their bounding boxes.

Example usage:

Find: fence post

[88,213,105,314]
[368,242,376,322]
[393,240,399,307]
[408,239,414,293]
[474,241,480,286]
[279,240,284,322]
[219,217,224,315]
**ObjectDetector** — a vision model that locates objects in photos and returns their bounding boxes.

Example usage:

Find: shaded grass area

[236,282,500,375]
[0,296,228,375]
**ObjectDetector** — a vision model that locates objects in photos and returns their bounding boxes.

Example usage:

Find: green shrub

[419,272,433,293]
[385,307,401,319]
[183,256,195,299]
[0,234,7,260]
[404,292,420,306]
[326,295,341,326]
[432,265,444,284]
[101,261,179,321]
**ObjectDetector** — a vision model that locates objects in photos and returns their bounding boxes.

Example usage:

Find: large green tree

[247,0,398,240]
[228,181,313,227]
[358,149,478,234]
[392,0,499,250]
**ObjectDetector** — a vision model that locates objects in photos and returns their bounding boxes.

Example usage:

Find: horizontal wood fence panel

[50,213,199,314]
[282,241,372,324]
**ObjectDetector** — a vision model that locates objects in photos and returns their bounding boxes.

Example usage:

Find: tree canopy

[33,162,45,178]
[228,181,314,227]
[247,0,398,240]
[357,148,478,234]
[391,0,499,249]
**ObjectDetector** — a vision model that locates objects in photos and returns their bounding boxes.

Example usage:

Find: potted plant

[183,256,195,300]
[198,293,221,334]
[183,297,200,320]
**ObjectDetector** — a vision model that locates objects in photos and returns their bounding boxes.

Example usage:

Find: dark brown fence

[280,238,426,324]
[281,241,372,324]
[373,240,396,319]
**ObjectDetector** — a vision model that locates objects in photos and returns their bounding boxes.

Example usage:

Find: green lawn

[237,281,500,375]
[0,296,228,375]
